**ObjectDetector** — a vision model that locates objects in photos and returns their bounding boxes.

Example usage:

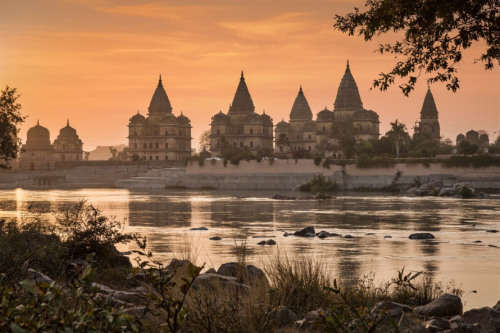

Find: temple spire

[290,85,312,121]
[149,75,172,114]
[229,71,255,114]
[420,87,438,119]
[333,60,363,111]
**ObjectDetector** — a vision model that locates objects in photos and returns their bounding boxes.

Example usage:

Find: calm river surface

[0,188,499,309]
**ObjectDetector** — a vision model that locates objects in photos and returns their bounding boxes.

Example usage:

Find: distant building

[18,121,55,171]
[413,87,440,140]
[456,130,489,147]
[209,72,274,156]
[53,120,83,161]
[275,61,380,156]
[128,76,192,161]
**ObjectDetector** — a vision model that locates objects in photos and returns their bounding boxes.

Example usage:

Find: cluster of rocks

[294,294,500,332]
[407,180,483,198]
[283,226,345,239]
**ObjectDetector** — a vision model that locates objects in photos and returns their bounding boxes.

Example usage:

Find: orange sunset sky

[1,0,499,151]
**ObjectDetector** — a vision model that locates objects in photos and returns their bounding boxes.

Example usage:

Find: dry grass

[264,249,334,314]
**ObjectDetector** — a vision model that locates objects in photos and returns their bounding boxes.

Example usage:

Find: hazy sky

[1,0,499,150]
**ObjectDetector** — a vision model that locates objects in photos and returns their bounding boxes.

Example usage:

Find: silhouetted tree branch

[334,0,499,95]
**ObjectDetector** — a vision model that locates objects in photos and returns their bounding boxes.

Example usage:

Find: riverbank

[179,159,500,191]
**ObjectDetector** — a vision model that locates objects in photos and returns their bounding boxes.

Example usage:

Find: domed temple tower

[414,87,441,140]
[275,61,379,157]
[275,86,316,154]
[332,61,380,141]
[128,76,192,162]
[53,120,83,161]
[210,72,273,156]
[18,121,55,171]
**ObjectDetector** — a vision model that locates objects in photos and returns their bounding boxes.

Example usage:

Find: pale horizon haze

[1,0,499,151]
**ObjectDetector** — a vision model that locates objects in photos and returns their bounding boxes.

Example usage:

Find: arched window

[149,156,152,160]
[323,126,326,131]
[155,156,159,160]
[134,143,137,149]
[165,156,169,160]
[143,143,147,149]
[217,129,220,135]
[166,143,169,148]
[308,135,311,139]
[250,128,253,134]
[308,146,311,151]
[250,141,253,148]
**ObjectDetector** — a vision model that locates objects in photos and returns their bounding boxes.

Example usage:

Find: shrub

[322,157,332,169]
[298,175,338,193]
[314,155,323,166]
[56,201,137,266]
[0,218,67,282]
[0,266,141,332]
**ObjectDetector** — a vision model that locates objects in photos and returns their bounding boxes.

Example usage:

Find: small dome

[275,120,291,132]
[244,112,263,124]
[260,112,273,124]
[58,120,78,138]
[316,108,334,122]
[212,111,229,124]
[130,112,146,124]
[177,113,190,124]
[456,134,465,140]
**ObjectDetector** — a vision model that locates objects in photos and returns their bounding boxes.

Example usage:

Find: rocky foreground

[27,258,500,332]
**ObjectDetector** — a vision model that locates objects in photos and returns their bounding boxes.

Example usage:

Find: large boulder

[294,226,315,237]
[460,307,500,333]
[415,294,463,317]
[409,233,435,240]
[217,262,270,294]
[192,273,250,296]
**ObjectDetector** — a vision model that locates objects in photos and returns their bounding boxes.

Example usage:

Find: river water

[0,188,499,310]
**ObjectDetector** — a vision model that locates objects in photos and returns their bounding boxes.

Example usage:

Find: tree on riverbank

[0,86,25,168]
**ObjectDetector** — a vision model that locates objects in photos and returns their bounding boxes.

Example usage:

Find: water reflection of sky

[0,188,498,310]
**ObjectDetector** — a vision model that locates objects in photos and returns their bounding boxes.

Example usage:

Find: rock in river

[294,226,315,237]
[409,233,435,240]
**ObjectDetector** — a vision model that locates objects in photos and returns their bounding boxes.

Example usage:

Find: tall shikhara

[209,72,274,157]
[128,76,192,162]
[414,87,440,140]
